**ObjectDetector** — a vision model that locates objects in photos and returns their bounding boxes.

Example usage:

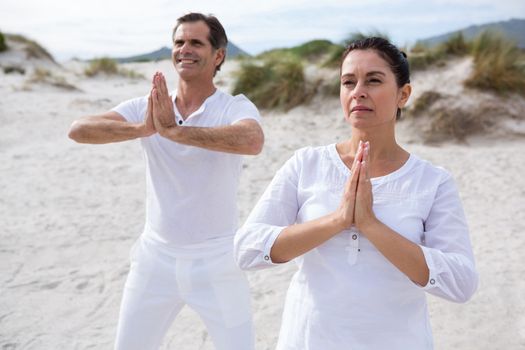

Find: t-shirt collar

[171,89,220,120]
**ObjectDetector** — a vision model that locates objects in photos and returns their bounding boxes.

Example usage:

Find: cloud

[1,0,522,60]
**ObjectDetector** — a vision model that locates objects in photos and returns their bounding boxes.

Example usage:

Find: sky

[1,0,523,61]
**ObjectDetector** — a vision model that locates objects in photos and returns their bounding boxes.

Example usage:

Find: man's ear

[215,48,226,67]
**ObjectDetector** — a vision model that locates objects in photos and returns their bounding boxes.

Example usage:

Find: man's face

[171,21,224,81]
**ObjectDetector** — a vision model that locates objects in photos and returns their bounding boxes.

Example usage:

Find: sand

[1,55,524,349]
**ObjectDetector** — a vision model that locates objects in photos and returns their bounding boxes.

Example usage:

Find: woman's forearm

[360,219,430,285]
[270,213,345,263]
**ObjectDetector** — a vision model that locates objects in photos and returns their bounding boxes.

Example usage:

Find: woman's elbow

[458,271,479,303]
[233,235,250,270]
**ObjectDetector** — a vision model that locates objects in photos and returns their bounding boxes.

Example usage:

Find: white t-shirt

[113,89,260,256]
[234,144,478,350]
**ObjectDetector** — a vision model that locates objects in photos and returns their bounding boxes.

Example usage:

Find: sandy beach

[1,53,525,350]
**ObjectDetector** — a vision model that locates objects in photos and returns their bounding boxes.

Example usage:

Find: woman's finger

[351,141,363,169]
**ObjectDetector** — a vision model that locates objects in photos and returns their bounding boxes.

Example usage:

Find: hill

[0,33,57,68]
[417,18,525,49]
[115,41,249,63]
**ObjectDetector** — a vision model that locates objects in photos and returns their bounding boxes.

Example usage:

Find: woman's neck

[336,127,409,177]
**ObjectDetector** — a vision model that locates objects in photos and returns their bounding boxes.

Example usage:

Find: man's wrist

[158,123,181,139]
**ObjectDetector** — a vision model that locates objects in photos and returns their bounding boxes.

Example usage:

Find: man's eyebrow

[173,39,206,45]
[190,39,205,45]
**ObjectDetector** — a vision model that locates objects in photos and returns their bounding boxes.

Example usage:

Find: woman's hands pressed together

[336,140,378,233]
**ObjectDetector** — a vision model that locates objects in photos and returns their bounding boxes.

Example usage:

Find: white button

[352,234,358,240]
[429,278,435,285]
[264,255,270,261]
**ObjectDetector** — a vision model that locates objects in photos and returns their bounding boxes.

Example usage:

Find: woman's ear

[398,83,412,108]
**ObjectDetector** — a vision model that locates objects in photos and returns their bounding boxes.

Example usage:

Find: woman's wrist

[356,216,381,235]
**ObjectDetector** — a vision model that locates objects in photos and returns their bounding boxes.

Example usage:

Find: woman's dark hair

[341,37,410,119]
[173,13,228,75]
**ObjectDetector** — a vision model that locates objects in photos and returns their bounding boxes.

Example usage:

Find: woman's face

[340,49,411,130]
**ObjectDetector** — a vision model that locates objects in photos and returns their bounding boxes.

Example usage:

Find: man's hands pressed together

[150,72,178,135]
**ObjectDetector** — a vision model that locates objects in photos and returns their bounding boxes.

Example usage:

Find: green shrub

[0,31,7,52]
[465,30,525,95]
[85,57,119,76]
[408,43,446,71]
[426,108,490,142]
[233,63,272,94]
[438,32,470,56]
[343,31,390,45]
[257,39,340,63]
[3,65,25,74]
[255,49,296,62]
[232,57,310,110]
[408,33,469,71]
[321,45,346,68]
[322,31,390,68]
[408,91,443,116]
[289,39,337,60]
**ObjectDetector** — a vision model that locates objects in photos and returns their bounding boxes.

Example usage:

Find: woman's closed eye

[367,78,382,84]
[342,80,356,87]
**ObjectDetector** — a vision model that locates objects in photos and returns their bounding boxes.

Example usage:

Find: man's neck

[176,79,217,118]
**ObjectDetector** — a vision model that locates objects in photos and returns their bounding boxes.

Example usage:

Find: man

[69,13,264,350]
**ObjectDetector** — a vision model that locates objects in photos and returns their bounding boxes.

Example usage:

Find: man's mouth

[177,58,198,64]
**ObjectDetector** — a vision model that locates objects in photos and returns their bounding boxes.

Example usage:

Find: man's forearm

[69,117,148,144]
[158,122,264,155]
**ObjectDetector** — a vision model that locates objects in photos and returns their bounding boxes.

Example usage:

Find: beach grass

[26,67,79,90]
[426,107,492,142]
[322,31,390,68]
[0,31,7,52]
[408,91,443,116]
[5,33,55,62]
[84,57,145,79]
[464,30,525,95]
[439,32,471,56]
[408,32,470,71]
[232,56,310,110]
[85,57,119,76]
[258,39,340,62]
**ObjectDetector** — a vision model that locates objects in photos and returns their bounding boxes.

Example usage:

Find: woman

[234,37,478,349]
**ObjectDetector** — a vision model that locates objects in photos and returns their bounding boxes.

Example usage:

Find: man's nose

[179,42,192,54]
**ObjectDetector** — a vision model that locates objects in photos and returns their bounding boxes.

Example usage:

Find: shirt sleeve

[417,173,478,303]
[234,152,300,270]
[226,94,261,125]
[111,96,147,124]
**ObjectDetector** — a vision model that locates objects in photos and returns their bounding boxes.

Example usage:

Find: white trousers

[114,237,254,350]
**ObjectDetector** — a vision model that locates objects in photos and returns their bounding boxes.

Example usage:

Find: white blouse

[234,144,478,350]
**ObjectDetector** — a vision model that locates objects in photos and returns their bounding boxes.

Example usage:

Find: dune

[1,37,524,350]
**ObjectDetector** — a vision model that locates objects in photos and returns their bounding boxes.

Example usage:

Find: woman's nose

[351,83,367,99]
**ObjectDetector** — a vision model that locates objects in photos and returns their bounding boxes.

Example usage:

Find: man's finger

[160,73,170,96]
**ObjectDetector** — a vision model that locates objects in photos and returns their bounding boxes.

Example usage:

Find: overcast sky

[1,0,523,61]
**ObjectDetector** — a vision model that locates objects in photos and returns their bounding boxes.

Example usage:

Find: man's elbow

[247,130,264,155]
[68,120,86,143]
